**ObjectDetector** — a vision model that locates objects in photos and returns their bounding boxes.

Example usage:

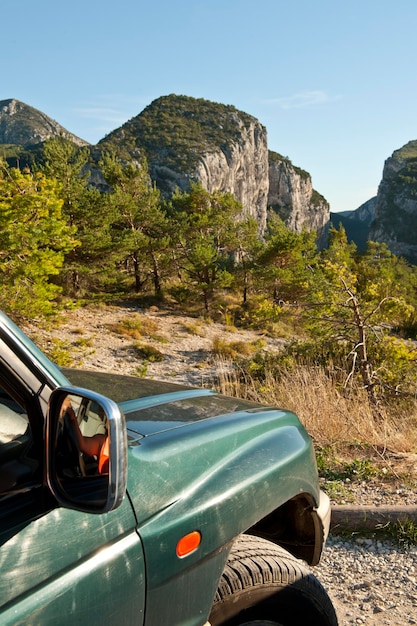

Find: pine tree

[255,213,318,304]
[100,153,169,295]
[167,182,242,311]
[299,226,417,412]
[42,136,117,294]
[0,160,78,318]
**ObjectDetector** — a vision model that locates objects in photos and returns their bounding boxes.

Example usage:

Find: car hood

[62,368,263,437]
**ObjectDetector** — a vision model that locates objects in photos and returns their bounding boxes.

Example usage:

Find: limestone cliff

[268,151,330,245]
[192,120,269,228]
[369,140,417,262]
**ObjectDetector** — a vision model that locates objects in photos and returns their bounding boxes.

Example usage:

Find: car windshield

[0,311,69,390]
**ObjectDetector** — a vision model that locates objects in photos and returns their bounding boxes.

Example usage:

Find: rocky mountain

[0,99,88,153]
[268,151,329,245]
[0,95,330,240]
[98,95,329,238]
[96,95,271,231]
[329,139,417,264]
[369,140,417,263]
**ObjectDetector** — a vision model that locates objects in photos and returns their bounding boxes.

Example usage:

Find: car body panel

[0,499,144,626]
[127,410,319,625]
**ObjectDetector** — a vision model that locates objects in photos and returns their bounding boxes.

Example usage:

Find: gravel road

[315,535,417,625]
[314,479,417,625]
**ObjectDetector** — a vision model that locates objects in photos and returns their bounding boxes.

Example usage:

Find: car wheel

[209,535,338,626]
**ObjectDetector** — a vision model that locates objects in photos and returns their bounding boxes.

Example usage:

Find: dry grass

[182,321,207,337]
[106,314,166,342]
[212,336,257,359]
[214,360,417,468]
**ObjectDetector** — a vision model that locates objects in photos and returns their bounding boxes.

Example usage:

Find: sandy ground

[24,302,284,386]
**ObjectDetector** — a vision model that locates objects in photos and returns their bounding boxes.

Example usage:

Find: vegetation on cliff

[98,95,259,172]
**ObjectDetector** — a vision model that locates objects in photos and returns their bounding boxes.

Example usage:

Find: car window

[0,387,36,496]
[0,398,28,441]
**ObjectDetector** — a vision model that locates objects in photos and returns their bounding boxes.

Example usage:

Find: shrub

[133,342,165,362]
[212,336,257,359]
[43,338,74,367]
[108,314,163,341]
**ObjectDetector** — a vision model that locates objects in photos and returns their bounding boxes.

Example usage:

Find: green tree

[167,182,242,311]
[318,224,357,290]
[0,160,78,318]
[255,214,319,304]
[42,136,117,294]
[298,229,417,413]
[233,217,262,305]
[100,153,169,295]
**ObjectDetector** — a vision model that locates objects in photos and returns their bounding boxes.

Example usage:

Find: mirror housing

[46,386,127,514]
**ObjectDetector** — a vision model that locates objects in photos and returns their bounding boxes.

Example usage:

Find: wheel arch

[246,491,329,565]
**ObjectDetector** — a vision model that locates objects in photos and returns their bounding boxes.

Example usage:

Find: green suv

[0,310,336,625]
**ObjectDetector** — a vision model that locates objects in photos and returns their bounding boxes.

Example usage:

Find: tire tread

[210,534,338,626]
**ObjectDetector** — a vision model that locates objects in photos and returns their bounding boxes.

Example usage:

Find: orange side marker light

[176,531,202,557]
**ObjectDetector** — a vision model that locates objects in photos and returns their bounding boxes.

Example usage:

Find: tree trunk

[344,282,384,420]
[152,255,161,295]
[133,252,143,293]
[72,269,80,292]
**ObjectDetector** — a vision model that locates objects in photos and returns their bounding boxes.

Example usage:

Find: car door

[0,365,145,625]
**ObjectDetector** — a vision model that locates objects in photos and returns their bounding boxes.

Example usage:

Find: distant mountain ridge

[330,197,376,252]
[3,96,417,261]
[4,95,417,261]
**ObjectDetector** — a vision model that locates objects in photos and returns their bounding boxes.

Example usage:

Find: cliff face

[189,119,269,229]
[354,196,377,225]
[330,197,376,252]
[99,96,329,238]
[369,140,417,262]
[0,99,87,147]
[268,152,330,245]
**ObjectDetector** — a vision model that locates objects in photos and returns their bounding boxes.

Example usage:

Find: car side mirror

[46,386,127,514]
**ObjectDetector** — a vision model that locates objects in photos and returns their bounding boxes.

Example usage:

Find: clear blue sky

[4,0,417,213]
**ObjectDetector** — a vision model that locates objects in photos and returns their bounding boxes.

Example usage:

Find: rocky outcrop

[192,120,269,229]
[111,97,329,239]
[147,121,269,228]
[0,99,88,147]
[369,140,417,262]
[330,197,376,252]
[268,152,330,245]
[351,196,377,225]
